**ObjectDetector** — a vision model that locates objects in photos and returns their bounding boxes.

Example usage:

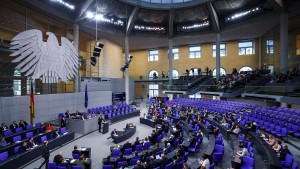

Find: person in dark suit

[126,122,133,129]
[38,141,50,169]
[189,134,197,148]
[10,121,18,132]
[134,137,140,146]
[132,151,140,159]
[103,155,113,165]
[117,153,126,162]
[0,123,8,133]
[60,117,66,128]
[133,160,145,169]
[159,154,169,168]
[65,110,71,118]
[178,145,185,157]
[149,130,158,143]
[98,116,103,133]
[173,152,183,167]
[72,145,80,155]
[122,140,132,152]
[20,142,29,152]
[19,120,28,130]
[39,124,47,134]
[147,156,159,169]
[163,143,172,154]
[27,137,38,148]
[152,143,162,156]
[110,129,118,139]
[53,151,64,165]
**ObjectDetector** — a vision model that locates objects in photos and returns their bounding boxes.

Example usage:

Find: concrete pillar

[125,36,130,104]
[168,94,173,101]
[216,33,220,80]
[280,13,288,74]
[73,24,80,92]
[258,37,262,69]
[168,39,173,89]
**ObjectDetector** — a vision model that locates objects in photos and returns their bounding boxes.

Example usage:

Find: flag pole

[30,80,33,125]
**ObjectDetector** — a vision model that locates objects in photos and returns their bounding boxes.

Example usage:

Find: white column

[73,24,80,92]
[125,36,130,104]
[216,33,221,80]
[280,13,288,74]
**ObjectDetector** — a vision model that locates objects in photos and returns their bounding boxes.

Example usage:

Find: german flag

[30,81,35,118]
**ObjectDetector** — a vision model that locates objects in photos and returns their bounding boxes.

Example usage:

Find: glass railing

[244,85,296,96]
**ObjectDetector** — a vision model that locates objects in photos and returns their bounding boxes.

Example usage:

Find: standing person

[39,141,50,169]
[98,115,103,133]
[162,71,165,78]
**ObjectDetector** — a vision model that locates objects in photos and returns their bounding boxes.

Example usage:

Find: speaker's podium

[102,121,109,134]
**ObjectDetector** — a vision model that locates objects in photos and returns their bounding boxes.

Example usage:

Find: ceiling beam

[207,1,220,33]
[76,0,95,21]
[169,9,175,38]
[126,6,140,36]
[268,0,287,12]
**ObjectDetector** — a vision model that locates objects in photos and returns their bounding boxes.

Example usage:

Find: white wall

[0,91,112,125]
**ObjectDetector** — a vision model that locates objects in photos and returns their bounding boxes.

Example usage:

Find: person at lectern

[98,115,104,133]
[126,122,133,129]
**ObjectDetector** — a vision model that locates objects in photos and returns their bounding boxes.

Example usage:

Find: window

[148,70,159,79]
[266,39,274,54]
[189,46,201,58]
[212,43,226,57]
[149,84,159,98]
[13,70,21,96]
[167,48,179,60]
[189,92,202,98]
[168,69,179,79]
[148,50,158,61]
[212,68,226,77]
[239,66,253,73]
[239,41,255,55]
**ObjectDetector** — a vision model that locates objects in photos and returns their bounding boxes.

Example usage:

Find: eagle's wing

[60,37,79,81]
[9,29,44,78]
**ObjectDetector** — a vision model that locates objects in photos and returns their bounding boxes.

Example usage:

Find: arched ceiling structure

[16,0,300,50]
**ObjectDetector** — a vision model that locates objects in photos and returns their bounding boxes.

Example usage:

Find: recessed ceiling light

[86,12,94,19]
[50,0,75,10]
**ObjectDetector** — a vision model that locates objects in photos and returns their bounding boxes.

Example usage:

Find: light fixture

[50,0,75,10]
[226,6,262,22]
[134,25,165,32]
[86,12,94,19]
[120,56,133,72]
[95,14,103,21]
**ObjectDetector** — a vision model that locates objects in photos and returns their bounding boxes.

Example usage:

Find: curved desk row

[110,111,140,123]
[3,126,41,143]
[0,132,75,169]
[139,118,156,128]
[113,126,136,144]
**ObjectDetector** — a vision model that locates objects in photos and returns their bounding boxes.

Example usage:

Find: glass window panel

[239,48,245,55]
[239,41,253,47]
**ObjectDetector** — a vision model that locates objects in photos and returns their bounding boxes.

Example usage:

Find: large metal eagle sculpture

[10,29,79,83]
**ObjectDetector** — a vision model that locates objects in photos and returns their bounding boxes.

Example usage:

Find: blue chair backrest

[41,136,47,143]
[26,131,33,138]
[209,163,215,169]
[0,151,8,161]
[124,148,132,155]
[26,124,33,130]
[131,158,140,165]
[14,146,20,154]
[15,127,23,133]
[243,156,254,167]
[3,130,12,136]
[13,135,21,143]
[35,122,42,127]
[102,165,113,169]
[135,144,143,152]
[48,162,57,169]
[57,166,67,169]
[165,162,173,169]
[111,149,120,157]
[60,127,66,134]
[71,166,82,169]
[176,161,184,169]
[72,154,80,159]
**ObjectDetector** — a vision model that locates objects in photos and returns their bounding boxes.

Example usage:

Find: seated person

[189,134,197,147]
[267,136,276,146]
[133,160,145,169]
[39,124,47,134]
[65,110,71,118]
[272,140,282,153]
[178,145,185,157]
[19,120,28,130]
[134,137,140,146]
[10,121,19,132]
[0,137,7,147]
[221,119,229,127]
[132,151,140,159]
[199,154,210,169]
[53,129,60,138]
[248,122,257,131]
[232,126,241,135]
[149,130,158,143]
[53,151,65,165]
[183,163,191,169]
[126,122,133,129]
[74,111,80,118]
[20,142,30,152]
[28,137,38,148]
[163,143,172,154]
[229,122,236,131]
[111,129,118,139]
[45,123,53,131]
[87,113,92,119]
[152,143,162,155]
[72,145,80,155]
[75,154,89,169]
[81,114,86,120]
[279,144,291,160]
[0,123,9,133]
[173,152,183,166]
[122,140,132,152]
[159,154,169,168]
[147,156,159,169]
[196,130,204,139]
[117,153,126,162]
[103,155,113,165]
[213,127,220,136]
[237,144,249,157]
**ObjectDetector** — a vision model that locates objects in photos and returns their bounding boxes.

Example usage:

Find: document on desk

[80,148,87,151]
[71,159,76,163]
